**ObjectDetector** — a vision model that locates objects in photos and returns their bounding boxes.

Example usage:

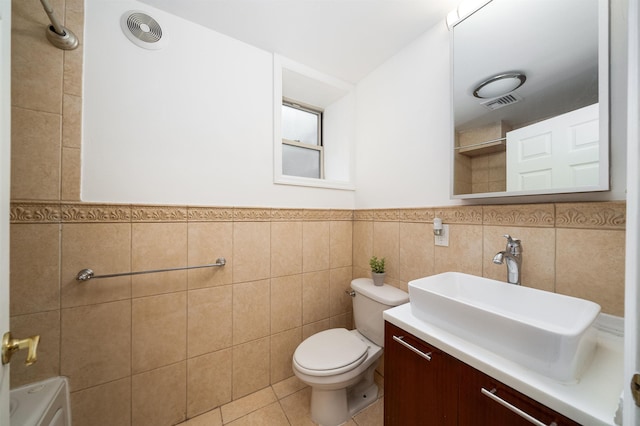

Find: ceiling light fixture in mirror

[473,73,526,99]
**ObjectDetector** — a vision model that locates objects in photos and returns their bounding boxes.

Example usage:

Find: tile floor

[178,375,384,426]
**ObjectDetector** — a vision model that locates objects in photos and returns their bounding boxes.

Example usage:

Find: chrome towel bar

[76,257,226,281]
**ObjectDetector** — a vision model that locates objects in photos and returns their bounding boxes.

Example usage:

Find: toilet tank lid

[351,278,409,306]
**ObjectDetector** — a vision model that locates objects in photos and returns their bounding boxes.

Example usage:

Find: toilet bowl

[294,328,382,425]
[292,278,409,426]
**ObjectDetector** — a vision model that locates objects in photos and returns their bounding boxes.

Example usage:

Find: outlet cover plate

[435,224,449,247]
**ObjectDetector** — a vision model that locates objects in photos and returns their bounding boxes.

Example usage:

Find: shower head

[39,0,79,50]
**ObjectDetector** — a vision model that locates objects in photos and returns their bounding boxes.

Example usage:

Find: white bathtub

[10,377,71,426]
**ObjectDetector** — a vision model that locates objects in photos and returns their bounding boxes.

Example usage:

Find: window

[282,101,323,179]
[273,54,355,190]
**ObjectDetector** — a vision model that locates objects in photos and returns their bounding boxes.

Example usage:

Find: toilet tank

[351,278,409,346]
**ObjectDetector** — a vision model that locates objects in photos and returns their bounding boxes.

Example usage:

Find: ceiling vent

[120,11,166,50]
[480,92,522,111]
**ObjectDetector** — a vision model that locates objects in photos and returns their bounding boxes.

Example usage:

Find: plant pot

[371,272,386,286]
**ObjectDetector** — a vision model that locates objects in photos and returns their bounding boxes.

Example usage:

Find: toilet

[292,277,409,426]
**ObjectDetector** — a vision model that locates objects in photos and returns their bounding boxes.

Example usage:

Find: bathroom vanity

[384,321,579,425]
[383,304,624,426]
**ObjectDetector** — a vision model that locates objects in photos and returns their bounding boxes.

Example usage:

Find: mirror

[451,0,609,199]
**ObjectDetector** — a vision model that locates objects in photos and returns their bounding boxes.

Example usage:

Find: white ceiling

[137,0,459,83]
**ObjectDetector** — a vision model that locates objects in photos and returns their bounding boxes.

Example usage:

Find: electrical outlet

[435,224,449,247]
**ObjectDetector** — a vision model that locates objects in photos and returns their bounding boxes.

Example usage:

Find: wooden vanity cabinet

[384,322,459,425]
[384,321,581,426]
[458,365,580,426]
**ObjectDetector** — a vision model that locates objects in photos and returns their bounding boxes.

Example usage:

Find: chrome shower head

[39,0,79,50]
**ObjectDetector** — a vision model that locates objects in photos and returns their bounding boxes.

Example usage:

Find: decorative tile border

[10,202,61,223]
[373,209,400,221]
[330,210,354,221]
[131,205,188,222]
[353,210,376,221]
[271,209,305,221]
[433,206,483,224]
[61,203,131,223]
[187,207,234,222]
[233,207,272,221]
[399,208,434,223]
[483,204,555,227]
[303,209,334,221]
[9,201,627,230]
[556,202,626,230]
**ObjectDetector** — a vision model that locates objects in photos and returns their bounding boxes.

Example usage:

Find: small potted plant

[369,255,386,286]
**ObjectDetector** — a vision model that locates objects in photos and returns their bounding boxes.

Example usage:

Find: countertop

[383,303,624,426]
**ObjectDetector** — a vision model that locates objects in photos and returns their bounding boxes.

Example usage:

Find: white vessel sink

[408,272,601,382]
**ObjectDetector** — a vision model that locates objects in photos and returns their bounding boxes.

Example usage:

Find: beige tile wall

[9,203,354,425]
[353,203,626,316]
[9,1,627,425]
[14,200,626,426]
[11,0,82,202]
[455,122,510,194]
[471,151,506,193]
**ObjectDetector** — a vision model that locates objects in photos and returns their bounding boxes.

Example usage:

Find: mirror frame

[450,0,610,200]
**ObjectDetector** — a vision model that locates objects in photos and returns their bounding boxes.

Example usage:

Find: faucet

[493,234,522,285]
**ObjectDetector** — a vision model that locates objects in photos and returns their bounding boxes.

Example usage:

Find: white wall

[82,0,355,208]
[354,0,628,208]
[84,0,627,210]
[354,21,456,208]
[323,91,355,183]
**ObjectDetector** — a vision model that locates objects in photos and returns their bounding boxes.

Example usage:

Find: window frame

[282,99,325,179]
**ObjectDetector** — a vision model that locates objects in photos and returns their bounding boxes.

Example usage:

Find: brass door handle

[2,332,40,366]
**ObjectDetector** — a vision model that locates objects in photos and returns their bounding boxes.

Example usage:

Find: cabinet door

[458,363,581,426]
[384,322,458,426]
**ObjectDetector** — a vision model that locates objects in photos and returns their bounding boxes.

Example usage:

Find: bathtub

[10,377,71,426]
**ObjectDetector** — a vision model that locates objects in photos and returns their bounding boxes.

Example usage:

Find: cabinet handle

[392,335,432,361]
[481,388,557,426]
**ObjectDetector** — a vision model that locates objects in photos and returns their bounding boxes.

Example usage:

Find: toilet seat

[293,328,369,376]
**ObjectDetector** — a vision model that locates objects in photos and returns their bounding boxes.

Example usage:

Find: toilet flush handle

[345,289,356,297]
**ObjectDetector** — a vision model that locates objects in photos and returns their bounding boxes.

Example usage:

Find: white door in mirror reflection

[506,103,599,191]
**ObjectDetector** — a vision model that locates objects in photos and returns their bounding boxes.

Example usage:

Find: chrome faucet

[493,234,522,285]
